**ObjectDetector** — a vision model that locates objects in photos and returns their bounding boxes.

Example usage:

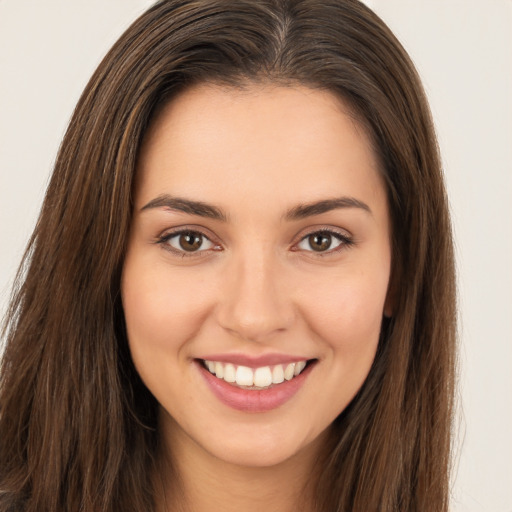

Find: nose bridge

[217,244,293,342]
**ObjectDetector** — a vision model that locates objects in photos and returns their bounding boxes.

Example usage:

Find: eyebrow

[141,194,228,221]
[284,197,372,220]
[140,194,371,221]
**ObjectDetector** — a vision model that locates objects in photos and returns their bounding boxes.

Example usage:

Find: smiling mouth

[200,359,315,389]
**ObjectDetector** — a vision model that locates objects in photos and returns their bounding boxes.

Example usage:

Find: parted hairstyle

[0,1,457,511]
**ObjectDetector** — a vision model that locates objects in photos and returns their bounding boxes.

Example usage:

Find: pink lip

[198,352,309,367]
[196,360,315,413]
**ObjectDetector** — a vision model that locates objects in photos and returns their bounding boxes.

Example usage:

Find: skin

[121,83,392,512]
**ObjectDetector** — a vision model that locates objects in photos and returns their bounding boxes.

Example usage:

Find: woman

[0,1,456,511]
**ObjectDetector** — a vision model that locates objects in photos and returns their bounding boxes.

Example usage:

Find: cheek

[296,269,389,420]
[121,255,211,362]
[299,267,389,358]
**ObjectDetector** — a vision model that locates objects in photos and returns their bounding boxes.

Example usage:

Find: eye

[296,230,352,253]
[161,230,216,253]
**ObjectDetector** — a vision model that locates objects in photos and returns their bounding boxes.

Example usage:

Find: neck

[156,415,327,512]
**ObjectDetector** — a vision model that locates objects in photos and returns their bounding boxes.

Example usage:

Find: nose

[215,249,295,343]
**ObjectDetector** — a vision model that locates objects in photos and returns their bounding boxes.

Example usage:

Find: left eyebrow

[284,197,372,220]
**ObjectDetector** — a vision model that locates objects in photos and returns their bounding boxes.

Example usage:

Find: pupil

[310,233,331,251]
[179,232,202,251]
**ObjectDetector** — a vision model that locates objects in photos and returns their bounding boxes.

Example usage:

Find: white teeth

[294,360,306,376]
[254,366,272,387]
[284,363,295,381]
[203,359,309,388]
[224,363,236,383]
[271,364,284,384]
[214,361,224,379]
[235,365,254,386]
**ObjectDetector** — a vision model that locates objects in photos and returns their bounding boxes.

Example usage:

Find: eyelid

[291,226,355,255]
[156,225,222,257]
[155,224,354,258]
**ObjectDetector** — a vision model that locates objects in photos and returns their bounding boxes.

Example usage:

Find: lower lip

[197,361,314,413]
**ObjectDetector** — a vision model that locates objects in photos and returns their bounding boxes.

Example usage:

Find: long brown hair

[0,1,456,510]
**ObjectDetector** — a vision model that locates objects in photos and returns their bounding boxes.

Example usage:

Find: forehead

[135,83,385,217]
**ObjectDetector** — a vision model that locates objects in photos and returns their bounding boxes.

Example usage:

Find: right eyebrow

[140,194,228,222]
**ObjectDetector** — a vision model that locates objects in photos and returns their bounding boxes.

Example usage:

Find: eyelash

[294,228,354,256]
[156,227,220,259]
[156,227,354,258]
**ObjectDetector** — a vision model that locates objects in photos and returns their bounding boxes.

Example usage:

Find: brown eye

[166,231,215,253]
[297,230,349,253]
[308,233,332,251]
[179,232,203,251]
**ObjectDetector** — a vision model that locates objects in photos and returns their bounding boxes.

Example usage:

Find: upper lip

[197,353,312,368]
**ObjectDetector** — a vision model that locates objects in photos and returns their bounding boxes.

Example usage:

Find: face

[122,84,392,469]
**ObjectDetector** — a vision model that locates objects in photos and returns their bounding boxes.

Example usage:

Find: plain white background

[0,1,511,510]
